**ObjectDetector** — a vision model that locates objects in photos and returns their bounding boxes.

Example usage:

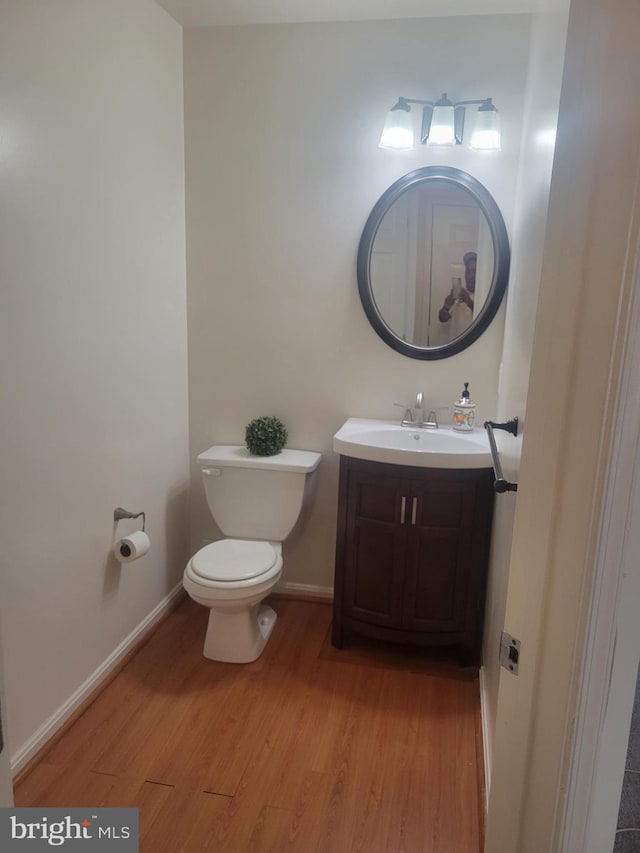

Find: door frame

[560,229,640,851]
[485,0,640,849]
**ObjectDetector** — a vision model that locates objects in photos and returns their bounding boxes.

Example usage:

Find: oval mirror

[357,166,510,359]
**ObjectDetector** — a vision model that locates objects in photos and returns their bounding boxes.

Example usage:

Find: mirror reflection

[369,181,494,347]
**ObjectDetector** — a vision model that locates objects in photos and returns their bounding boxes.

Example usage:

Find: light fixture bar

[453,98,494,107]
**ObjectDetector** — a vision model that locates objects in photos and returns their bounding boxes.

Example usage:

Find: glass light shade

[427,105,456,146]
[470,108,501,151]
[379,107,414,150]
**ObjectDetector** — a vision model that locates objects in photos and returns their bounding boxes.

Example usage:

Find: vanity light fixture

[379,93,501,152]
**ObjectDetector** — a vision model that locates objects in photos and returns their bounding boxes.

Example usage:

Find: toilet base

[202,603,278,663]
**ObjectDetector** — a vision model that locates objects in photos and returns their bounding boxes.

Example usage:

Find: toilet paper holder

[113,507,146,532]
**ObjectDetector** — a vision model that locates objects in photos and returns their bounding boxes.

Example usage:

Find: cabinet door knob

[400,496,406,524]
[411,497,418,525]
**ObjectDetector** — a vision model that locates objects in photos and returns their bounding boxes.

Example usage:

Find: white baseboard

[11,582,186,775]
[273,580,333,602]
[479,665,492,813]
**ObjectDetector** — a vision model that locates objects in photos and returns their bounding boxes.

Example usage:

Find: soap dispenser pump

[453,382,476,432]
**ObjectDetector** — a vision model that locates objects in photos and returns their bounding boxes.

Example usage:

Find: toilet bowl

[183,444,321,663]
[184,539,283,663]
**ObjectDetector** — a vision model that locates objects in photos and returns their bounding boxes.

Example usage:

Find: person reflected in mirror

[438,252,477,337]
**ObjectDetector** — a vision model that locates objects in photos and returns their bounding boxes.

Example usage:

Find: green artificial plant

[245,415,288,456]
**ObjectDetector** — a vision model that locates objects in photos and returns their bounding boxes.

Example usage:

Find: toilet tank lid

[197,445,321,473]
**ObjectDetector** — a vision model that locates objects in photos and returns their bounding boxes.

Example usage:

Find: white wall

[480,0,569,786]
[184,15,531,592]
[0,0,189,763]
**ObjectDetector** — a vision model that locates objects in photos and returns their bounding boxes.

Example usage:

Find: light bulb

[470,104,501,151]
[427,104,456,146]
[379,102,414,150]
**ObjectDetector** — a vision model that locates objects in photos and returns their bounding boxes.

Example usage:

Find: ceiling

[155,0,536,27]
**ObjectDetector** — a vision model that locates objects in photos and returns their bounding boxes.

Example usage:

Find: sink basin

[333,418,492,469]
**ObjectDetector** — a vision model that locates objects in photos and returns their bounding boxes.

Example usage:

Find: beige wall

[481,0,569,785]
[0,0,189,762]
[0,622,13,805]
[184,15,531,592]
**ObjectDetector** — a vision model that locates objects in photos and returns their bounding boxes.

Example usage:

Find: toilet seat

[191,539,278,582]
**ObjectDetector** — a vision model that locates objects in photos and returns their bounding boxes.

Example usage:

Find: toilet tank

[197,445,321,542]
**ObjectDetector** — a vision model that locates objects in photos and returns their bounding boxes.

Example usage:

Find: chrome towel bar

[484,419,519,493]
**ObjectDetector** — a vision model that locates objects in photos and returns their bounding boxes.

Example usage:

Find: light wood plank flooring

[15,598,484,852]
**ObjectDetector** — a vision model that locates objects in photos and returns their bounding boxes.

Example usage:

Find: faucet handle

[423,405,450,429]
[425,410,439,429]
[394,402,415,425]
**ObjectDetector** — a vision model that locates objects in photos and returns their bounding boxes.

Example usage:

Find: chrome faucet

[395,395,445,429]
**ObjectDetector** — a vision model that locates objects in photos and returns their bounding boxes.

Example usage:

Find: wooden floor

[15,598,484,852]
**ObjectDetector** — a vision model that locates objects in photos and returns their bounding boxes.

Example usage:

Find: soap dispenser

[453,382,476,431]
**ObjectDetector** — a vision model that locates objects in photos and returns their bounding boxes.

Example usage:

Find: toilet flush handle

[201,468,221,477]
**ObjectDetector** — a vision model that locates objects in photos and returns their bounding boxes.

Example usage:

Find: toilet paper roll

[113,530,150,563]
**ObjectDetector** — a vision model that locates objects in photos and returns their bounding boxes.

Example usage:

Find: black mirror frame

[357,166,510,360]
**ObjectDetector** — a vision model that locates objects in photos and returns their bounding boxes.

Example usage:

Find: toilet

[183,444,321,663]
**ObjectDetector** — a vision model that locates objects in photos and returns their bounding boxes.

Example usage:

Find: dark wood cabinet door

[342,466,407,628]
[402,477,477,632]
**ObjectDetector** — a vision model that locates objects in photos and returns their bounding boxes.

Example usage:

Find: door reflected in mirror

[358,167,509,360]
[370,181,495,347]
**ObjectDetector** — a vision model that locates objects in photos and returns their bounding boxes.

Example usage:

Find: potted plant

[245,416,288,457]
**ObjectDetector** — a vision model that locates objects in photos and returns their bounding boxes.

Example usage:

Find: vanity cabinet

[332,456,494,664]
